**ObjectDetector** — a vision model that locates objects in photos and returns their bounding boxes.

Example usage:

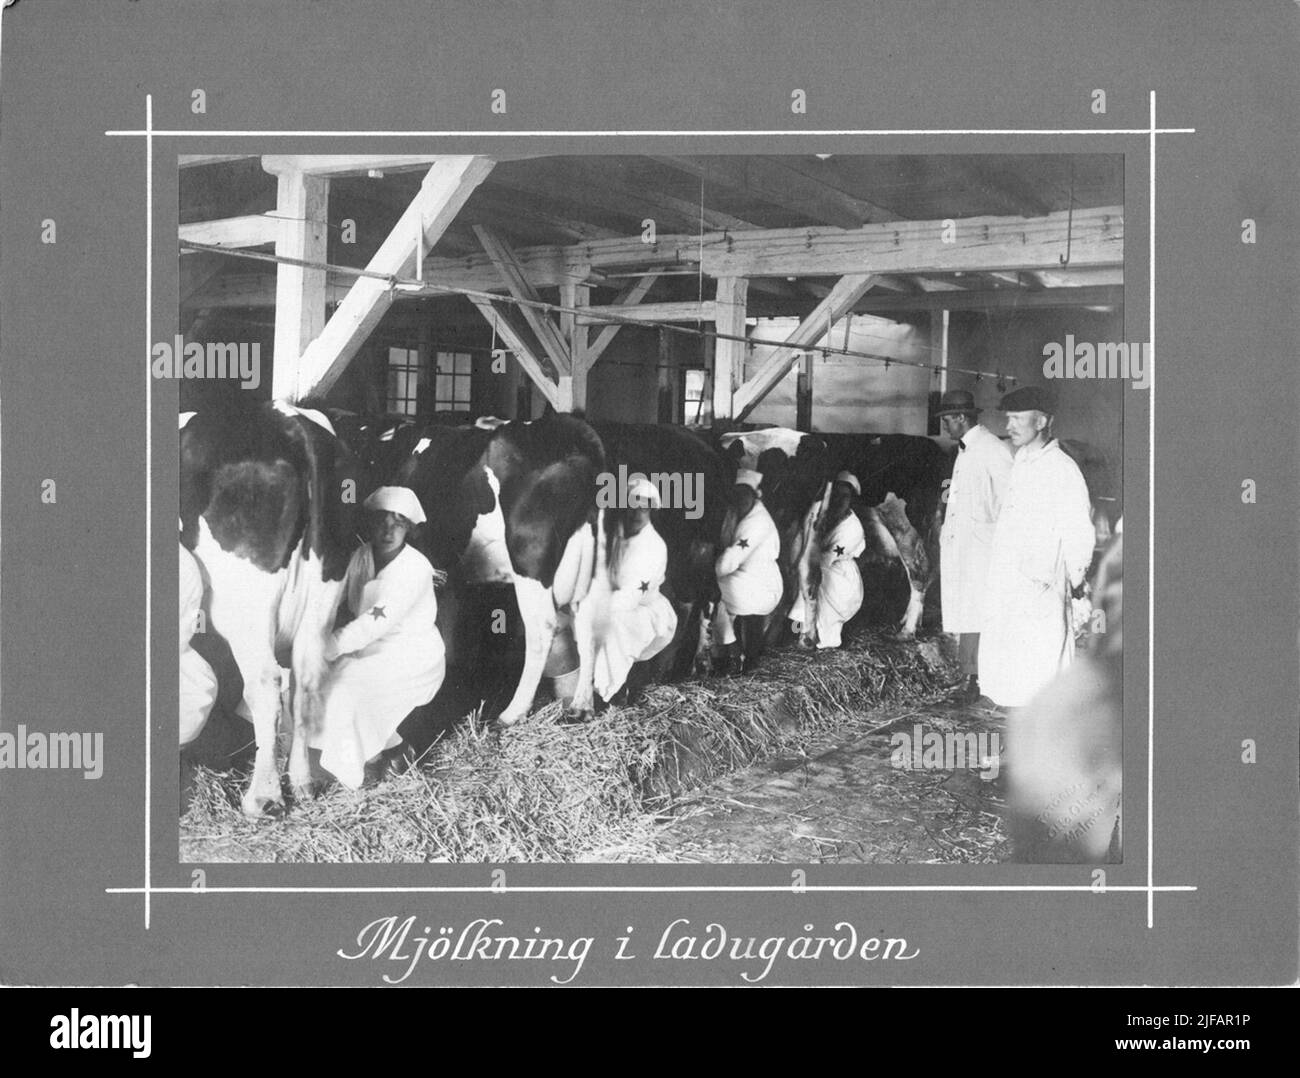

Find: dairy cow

[393,412,607,724]
[179,401,367,816]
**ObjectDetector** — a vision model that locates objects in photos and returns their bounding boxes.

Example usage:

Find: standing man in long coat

[937,389,1013,703]
[980,385,1096,709]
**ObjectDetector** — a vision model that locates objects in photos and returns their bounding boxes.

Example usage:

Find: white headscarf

[363,485,426,525]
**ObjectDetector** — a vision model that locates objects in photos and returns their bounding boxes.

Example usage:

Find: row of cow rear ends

[180,402,1122,838]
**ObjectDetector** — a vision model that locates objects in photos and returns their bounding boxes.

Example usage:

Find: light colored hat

[628,477,662,509]
[363,485,426,525]
[834,471,861,496]
[734,469,762,491]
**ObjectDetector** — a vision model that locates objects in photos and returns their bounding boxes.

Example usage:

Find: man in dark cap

[979,385,1095,708]
[936,389,1013,704]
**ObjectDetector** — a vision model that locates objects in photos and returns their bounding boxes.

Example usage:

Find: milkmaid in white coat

[788,471,867,649]
[936,389,1013,703]
[979,385,1096,709]
[311,486,445,789]
[593,477,679,705]
[712,469,783,675]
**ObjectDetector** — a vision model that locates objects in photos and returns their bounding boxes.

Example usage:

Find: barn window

[682,367,711,424]
[434,351,473,412]
[386,346,422,417]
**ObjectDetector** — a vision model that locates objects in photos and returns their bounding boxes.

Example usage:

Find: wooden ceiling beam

[262,154,464,177]
[416,206,1122,289]
[851,284,1122,313]
[179,214,280,250]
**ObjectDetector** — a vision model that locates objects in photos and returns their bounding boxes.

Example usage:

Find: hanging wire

[178,238,1018,384]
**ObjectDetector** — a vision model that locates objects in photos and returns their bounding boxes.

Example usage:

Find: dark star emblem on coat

[369,605,387,621]
[737,538,749,549]
[638,581,650,593]
[835,545,845,556]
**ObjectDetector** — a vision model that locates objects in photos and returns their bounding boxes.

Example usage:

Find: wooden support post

[711,276,749,422]
[268,171,329,400]
[657,328,674,423]
[796,349,814,431]
[293,156,494,400]
[931,308,949,394]
[558,282,590,412]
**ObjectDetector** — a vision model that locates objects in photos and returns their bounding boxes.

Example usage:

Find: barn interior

[178,154,1125,864]
[178,153,1124,461]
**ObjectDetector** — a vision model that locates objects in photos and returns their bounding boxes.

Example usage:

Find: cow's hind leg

[195,522,288,817]
[498,577,557,726]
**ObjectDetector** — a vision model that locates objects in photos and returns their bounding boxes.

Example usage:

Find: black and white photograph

[176,152,1126,865]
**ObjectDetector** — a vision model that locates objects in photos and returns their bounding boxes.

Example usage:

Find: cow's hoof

[561,707,593,725]
[291,781,321,803]
[241,795,285,819]
[495,712,522,729]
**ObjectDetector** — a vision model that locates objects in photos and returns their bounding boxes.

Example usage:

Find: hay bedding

[180,630,956,863]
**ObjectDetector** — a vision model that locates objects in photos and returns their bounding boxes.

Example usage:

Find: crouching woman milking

[310,486,445,789]
[788,471,867,649]
[712,469,783,675]
[593,477,679,706]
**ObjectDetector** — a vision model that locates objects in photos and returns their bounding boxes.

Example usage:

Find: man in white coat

[713,469,783,675]
[789,471,867,649]
[980,386,1096,709]
[593,478,679,705]
[937,389,1013,703]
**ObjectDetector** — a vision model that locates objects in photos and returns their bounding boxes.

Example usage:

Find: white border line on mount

[127,98,1185,928]
[107,885,1196,895]
[1147,91,1157,930]
[144,94,154,932]
[107,127,1194,137]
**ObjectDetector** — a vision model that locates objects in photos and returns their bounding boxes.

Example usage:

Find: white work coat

[712,499,783,644]
[789,509,867,648]
[940,423,1013,632]
[979,438,1096,708]
[593,522,679,700]
[180,543,218,747]
[312,542,445,788]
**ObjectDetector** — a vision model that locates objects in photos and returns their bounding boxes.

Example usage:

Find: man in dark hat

[979,385,1095,708]
[936,389,1012,704]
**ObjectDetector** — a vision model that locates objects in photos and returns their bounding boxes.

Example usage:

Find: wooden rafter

[585,273,660,365]
[467,296,560,411]
[472,225,572,376]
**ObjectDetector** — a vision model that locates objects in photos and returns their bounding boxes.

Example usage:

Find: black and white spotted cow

[179,401,368,816]
[394,412,608,725]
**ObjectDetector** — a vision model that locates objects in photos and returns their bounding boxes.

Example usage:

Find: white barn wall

[744,314,930,433]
